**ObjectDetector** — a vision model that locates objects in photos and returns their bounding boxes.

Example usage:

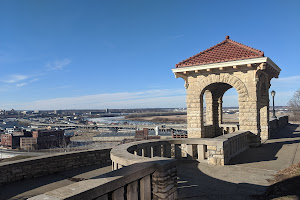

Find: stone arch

[197,74,249,101]
[190,74,250,138]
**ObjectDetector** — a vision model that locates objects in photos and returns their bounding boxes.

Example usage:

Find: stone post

[218,98,223,124]
[152,160,178,200]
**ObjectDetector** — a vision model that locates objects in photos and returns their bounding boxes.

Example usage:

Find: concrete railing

[269,115,289,135]
[0,148,111,185]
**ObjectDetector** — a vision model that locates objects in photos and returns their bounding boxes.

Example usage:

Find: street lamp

[271,90,277,119]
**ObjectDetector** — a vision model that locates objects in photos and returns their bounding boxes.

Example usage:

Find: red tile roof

[176,36,264,68]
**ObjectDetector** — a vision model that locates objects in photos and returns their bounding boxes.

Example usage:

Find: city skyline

[1,0,300,109]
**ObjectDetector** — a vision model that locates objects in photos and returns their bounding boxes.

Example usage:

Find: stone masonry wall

[269,116,289,136]
[152,162,178,200]
[186,67,269,143]
[0,148,111,185]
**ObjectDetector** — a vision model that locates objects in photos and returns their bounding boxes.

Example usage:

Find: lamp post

[271,90,277,119]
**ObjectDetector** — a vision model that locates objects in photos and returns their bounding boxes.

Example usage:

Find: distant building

[1,129,32,149]
[21,111,27,115]
[20,129,69,150]
[135,128,160,140]
[5,127,23,135]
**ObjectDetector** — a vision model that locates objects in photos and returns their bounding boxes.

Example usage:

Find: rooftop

[176,36,264,68]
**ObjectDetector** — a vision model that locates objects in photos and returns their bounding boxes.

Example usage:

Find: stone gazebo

[172,36,281,143]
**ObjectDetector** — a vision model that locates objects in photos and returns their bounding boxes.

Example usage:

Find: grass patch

[257,162,300,200]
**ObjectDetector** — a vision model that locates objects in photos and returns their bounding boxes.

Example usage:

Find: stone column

[127,181,138,200]
[205,90,213,125]
[140,175,151,200]
[212,95,220,137]
[174,144,181,159]
[197,144,205,160]
[186,87,204,138]
[152,161,178,200]
[218,97,223,124]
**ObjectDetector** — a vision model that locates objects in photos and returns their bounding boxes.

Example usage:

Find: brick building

[1,130,32,149]
[20,129,69,150]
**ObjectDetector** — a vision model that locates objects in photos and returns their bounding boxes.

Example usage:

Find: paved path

[0,163,111,200]
[178,123,300,200]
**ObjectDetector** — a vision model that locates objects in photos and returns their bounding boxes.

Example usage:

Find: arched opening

[222,88,239,124]
[200,82,240,138]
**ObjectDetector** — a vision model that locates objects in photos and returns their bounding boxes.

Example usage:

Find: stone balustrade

[30,159,177,200]
[220,124,240,134]
[0,148,111,185]
[111,130,250,169]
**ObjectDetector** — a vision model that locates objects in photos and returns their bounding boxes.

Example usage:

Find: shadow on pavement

[177,161,267,200]
[270,124,300,139]
[229,123,300,165]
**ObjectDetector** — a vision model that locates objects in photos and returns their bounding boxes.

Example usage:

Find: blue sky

[0,0,300,110]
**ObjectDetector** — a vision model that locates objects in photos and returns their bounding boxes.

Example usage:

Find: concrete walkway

[178,123,300,199]
[0,163,111,200]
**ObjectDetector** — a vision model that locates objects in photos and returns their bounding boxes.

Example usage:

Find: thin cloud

[46,59,71,71]
[7,89,186,110]
[16,83,27,87]
[15,78,39,88]
[2,74,28,84]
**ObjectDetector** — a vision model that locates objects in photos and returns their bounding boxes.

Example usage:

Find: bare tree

[288,89,300,121]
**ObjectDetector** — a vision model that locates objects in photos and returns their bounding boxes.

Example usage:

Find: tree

[288,89,300,121]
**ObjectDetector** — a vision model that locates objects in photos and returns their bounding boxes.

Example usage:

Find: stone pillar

[174,144,181,159]
[142,147,151,158]
[218,97,223,124]
[205,90,213,125]
[152,161,178,200]
[186,85,204,138]
[140,175,151,200]
[112,187,124,200]
[212,95,220,137]
[127,181,138,200]
[137,148,142,156]
[151,145,162,157]
[163,144,171,158]
[186,144,193,159]
[197,144,205,160]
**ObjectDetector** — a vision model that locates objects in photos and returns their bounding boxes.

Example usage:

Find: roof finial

[225,35,230,40]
